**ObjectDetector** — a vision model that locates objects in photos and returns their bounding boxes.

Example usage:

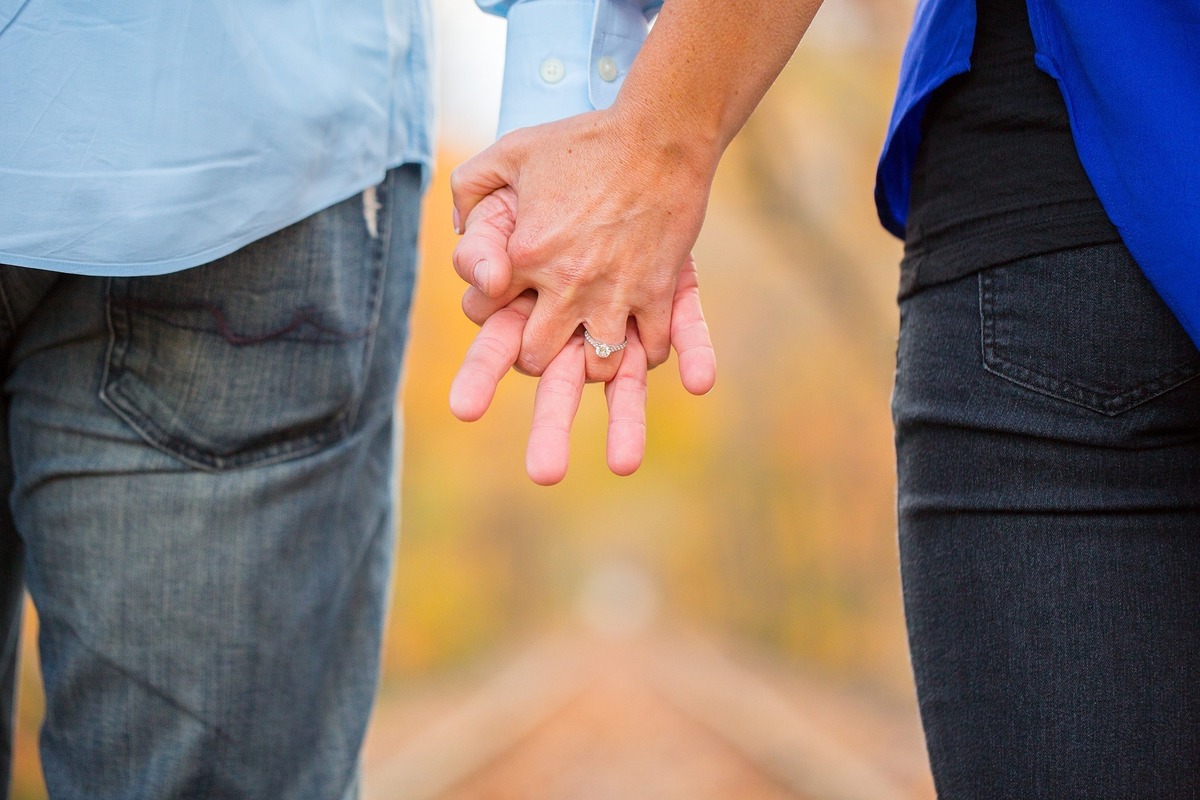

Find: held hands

[445,0,822,483]
[449,185,716,485]
[450,106,719,384]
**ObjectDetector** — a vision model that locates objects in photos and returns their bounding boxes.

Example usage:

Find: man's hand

[449,191,716,484]
[451,105,717,386]
[447,0,825,482]
[448,292,644,485]
[451,0,821,390]
[449,257,715,484]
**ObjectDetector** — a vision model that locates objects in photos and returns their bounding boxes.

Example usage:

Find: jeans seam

[344,171,394,434]
[49,619,234,743]
[0,272,18,340]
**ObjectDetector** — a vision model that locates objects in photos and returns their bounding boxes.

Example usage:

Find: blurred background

[12,1,929,797]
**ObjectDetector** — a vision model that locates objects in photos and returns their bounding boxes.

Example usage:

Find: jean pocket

[979,243,1200,416]
[101,185,391,470]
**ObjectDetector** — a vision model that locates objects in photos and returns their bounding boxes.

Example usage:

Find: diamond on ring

[583,328,627,358]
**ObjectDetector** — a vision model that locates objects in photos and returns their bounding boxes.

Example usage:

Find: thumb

[450,133,523,234]
[452,189,517,298]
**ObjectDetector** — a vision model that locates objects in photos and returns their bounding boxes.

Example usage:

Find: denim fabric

[893,242,1200,798]
[0,164,422,799]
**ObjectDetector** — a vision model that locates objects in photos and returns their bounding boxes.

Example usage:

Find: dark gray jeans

[893,242,1200,798]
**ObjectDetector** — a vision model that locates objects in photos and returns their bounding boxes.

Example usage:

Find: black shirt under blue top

[900,0,1121,298]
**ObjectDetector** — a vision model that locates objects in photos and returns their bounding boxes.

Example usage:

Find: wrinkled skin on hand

[449,187,716,484]
[450,107,717,385]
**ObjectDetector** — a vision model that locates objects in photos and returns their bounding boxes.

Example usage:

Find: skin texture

[451,0,823,482]
[449,190,714,485]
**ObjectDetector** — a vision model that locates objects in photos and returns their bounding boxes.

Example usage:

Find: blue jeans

[894,243,1200,797]
[0,165,422,799]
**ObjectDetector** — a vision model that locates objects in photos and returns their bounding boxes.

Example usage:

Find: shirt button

[539,57,565,84]
[597,56,619,82]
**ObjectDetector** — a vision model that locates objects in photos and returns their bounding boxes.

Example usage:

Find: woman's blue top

[876,0,1200,348]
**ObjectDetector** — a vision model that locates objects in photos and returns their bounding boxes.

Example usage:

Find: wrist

[606,89,724,183]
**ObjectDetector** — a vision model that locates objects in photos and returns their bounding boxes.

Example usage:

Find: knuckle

[538,377,579,399]
[516,352,544,376]
[530,421,571,437]
[556,256,594,286]
[587,363,619,382]
[611,374,647,395]
[507,231,543,268]
[674,317,712,340]
[473,333,517,362]
[647,347,670,369]
[461,298,487,325]
[451,241,470,274]
[499,127,528,153]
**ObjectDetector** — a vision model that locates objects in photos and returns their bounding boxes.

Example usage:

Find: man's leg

[7,166,421,799]
[0,471,18,798]
[893,243,1200,798]
[0,266,62,794]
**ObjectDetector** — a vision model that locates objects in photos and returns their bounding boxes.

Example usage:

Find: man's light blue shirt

[1,0,643,277]
[479,0,660,136]
[0,1,433,276]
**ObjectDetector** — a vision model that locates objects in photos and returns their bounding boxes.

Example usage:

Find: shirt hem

[0,157,431,277]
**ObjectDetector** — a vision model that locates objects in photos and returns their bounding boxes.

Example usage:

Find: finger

[604,322,648,477]
[450,131,525,235]
[462,285,523,327]
[634,302,672,370]
[515,301,630,382]
[627,264,675,370]
[513,297,592,378]
[452,188,517,298]
[525,335,586,485]
[449,294,536,421]
[671,255,716,395]
[580,314,629,384]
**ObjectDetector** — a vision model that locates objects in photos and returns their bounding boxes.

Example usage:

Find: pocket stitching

[979,270,1200,417]
[99,211,388,472]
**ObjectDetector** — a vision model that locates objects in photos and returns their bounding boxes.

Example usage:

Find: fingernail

[472,260,490,294]
[453,208,461,234]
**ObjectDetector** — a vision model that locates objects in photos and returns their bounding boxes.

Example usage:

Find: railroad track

[362,630,933,800]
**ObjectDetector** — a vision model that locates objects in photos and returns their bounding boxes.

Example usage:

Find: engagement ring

[583,328,627,358]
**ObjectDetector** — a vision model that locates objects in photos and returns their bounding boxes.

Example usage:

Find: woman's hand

[450,103,718,385]
[449,185,716,484]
